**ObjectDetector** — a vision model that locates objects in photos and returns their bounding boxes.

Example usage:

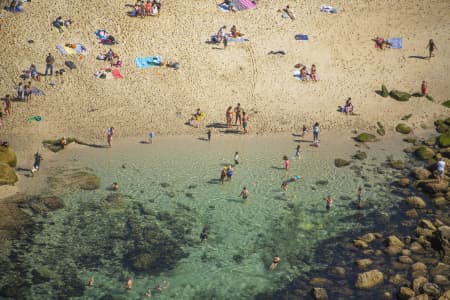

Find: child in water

[270,255,281,270]
[283,155,289,171]
[234,152,239,165]
[240,187,249,199]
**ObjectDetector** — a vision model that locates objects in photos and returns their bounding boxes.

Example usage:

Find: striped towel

[232,0,256,11]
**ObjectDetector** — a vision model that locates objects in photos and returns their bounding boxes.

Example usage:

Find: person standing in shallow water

[357,187,363,209]
[240,187,249,199]
[313,122,320,146]
[325,195,333,210]
[283,155,290,171]
[200,228,208,242]
[234,152,239,165]
[107,127,114,147]
[207,130,211,143]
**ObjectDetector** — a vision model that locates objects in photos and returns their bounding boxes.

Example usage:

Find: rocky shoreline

[256,119,450,300]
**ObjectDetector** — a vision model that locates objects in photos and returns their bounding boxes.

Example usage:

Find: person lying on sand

[268,50,287,55]
[373,37,392,49]
[282,5,296,20]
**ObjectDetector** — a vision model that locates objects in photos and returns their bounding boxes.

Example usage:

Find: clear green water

[9,135,408,299]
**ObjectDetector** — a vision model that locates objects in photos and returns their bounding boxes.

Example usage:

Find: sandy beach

[0,0,448,152]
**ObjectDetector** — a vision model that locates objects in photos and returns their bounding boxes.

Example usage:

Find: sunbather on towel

[221,0,236,12]
[111,57,122,67]
[280,5,295,20]
[374,37,392,49]
[230,25,244,38]
[52,16,64,32]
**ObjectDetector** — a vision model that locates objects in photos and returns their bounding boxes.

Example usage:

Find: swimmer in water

[87,277,94,287]
[281,175,302,191]
[325,195,333,210]
[125,278,132,289]
[111,182,119,191]
[357,187,363,209]
[145,288,152,298]
[270,255,281,270]
[240,187,249,199]
[200,228,208,242]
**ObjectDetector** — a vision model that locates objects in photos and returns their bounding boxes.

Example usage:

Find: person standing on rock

[107,127,114,147]
[436,158,446,183]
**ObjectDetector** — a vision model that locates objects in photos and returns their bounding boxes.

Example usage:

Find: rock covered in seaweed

[0,162,18,185]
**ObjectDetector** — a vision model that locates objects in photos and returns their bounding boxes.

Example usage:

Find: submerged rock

[413,168,431,180]
[405,196,427,208]
[418,180,449,195]
[415,146,435,160]
[48,170,101,190]
[356,258,373,269]
[355,269,384,289]
[398,287,416,300]
[439,134,450,148]
[334,159,351,168]
[390,160,406,170]
[0,163,18,185]
[311,287,328,300]
[355,133,377,143]
[396,123,412,134]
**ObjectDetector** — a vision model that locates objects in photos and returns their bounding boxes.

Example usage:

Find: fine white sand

[0,0,449,158]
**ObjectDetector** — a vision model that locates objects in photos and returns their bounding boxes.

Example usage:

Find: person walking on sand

[357,187,363,209]
[427,39,437,59]
[44,53,55,76]
[295,145,301,159]
[421,80,427,96]
[283,155,290,171]
[207,130,211,143]
[107,127,114,147]
[4,94,12,115]
[436,158,446,183]
[313,122,320,146]
[240,187,249,199]
[31,151,43,174]
[325,195,333,210]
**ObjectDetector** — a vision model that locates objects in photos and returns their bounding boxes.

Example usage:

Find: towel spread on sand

[31,87,45,96]
[95,30,108,40]
[218,3,230,12]
[293,70,302,80]
[98,68,123,79]
[227,36,250,43]
[320,5,338,13]
[135,56,162,69]
[295,34,309,40]
[57,43,88,56]
[387,37,402,49]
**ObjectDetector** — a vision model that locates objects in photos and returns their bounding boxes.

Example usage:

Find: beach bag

[65,61,76,70]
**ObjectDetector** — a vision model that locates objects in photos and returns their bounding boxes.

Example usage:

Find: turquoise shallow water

[7,135,409,299]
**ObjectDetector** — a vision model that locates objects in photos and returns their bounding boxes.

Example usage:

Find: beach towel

[320,5,338,13]
[27,116,42,122]
[65,61,76,70]
[218,3,230,12]
[135,56,162,69]
[295,34,309,40]
[227,36,250,43]
[95,29,108,40]
[31,87,45,96]
[293,70,302,80]
[74,43,88,55]
[56,45,67,56]
[99,68,123,79]
[387,37,402,49]
[232,0,256,11]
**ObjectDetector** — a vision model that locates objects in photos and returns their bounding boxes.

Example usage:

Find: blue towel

[135,56,162,69]
[218,3,230,12]
[56,45,67,56]
[388,37,402,49]
[295,34,309,41]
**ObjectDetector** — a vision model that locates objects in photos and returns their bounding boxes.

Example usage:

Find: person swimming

[111,182,119,191]
[240,187,249,199]
[270,255,281,270]
[87,277,94,287]
[200,228,208,242]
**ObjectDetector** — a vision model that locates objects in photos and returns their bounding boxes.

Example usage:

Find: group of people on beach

[213,25,245,48]
[130,0,161,17]
[295,63,319,81]
[225,103,249,133]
